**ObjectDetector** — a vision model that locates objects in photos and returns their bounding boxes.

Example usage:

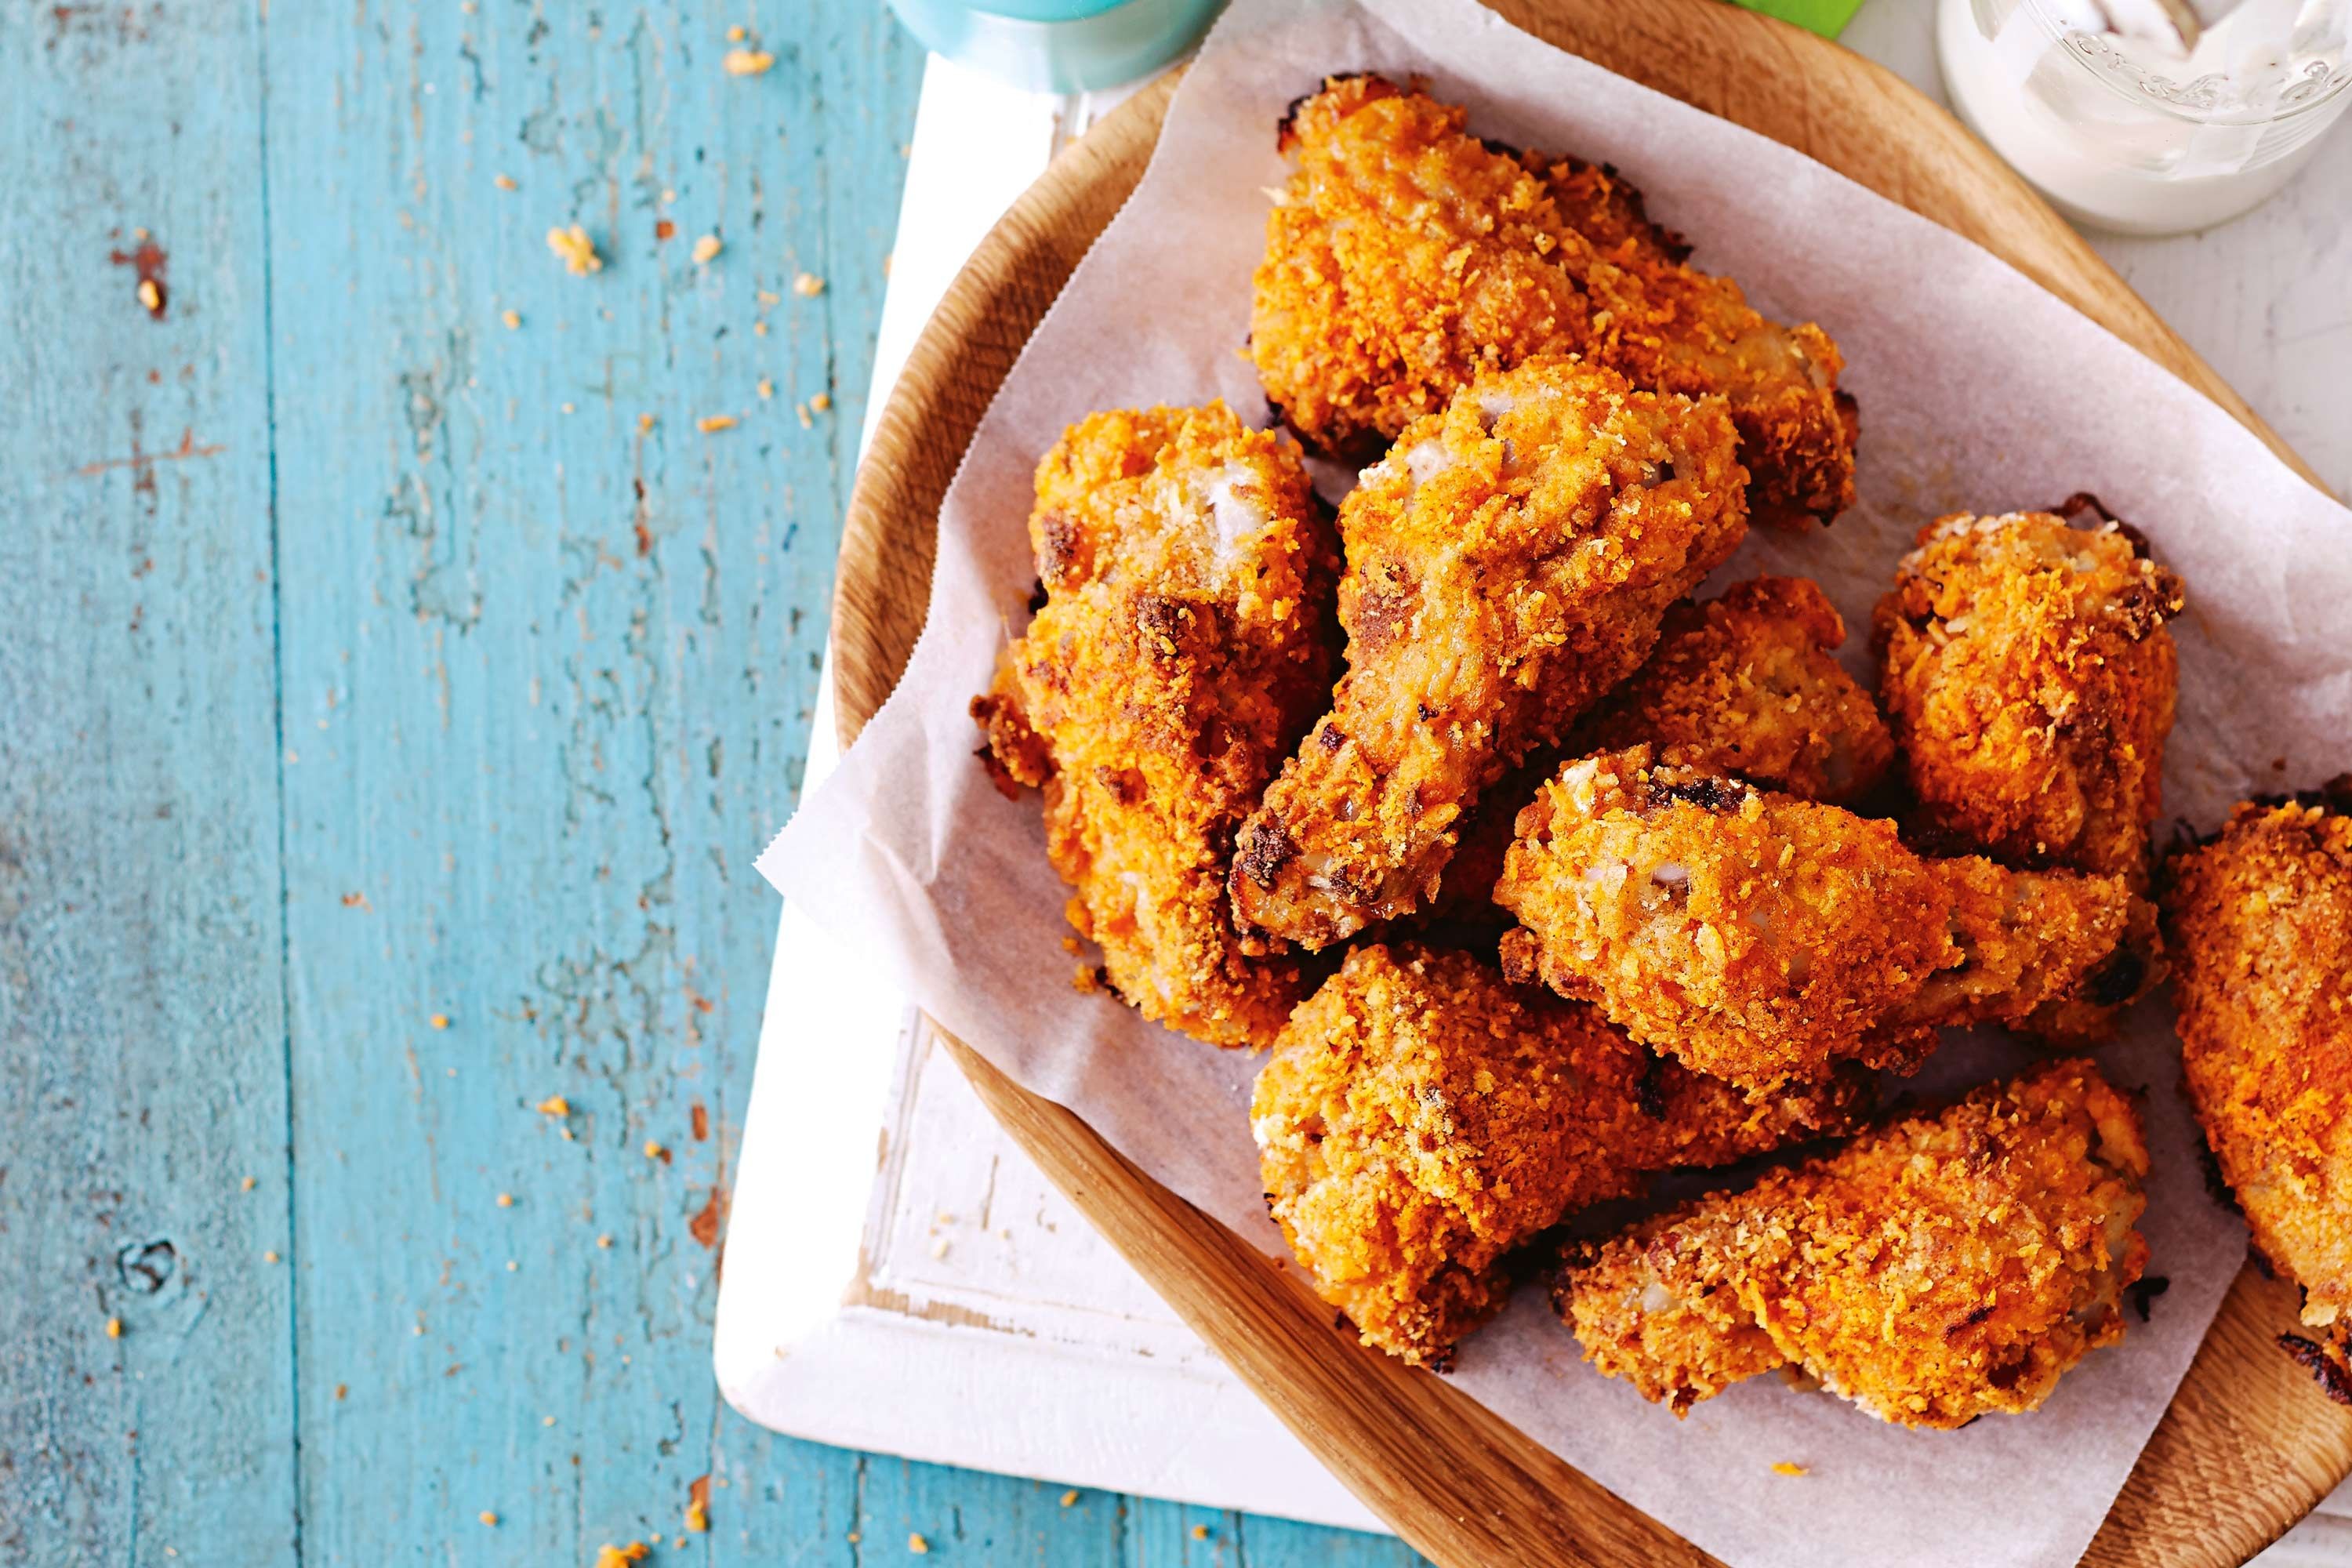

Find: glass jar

[885,0,1226,94]
[1938,0,2351,234]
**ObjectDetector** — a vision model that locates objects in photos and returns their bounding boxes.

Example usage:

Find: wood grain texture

[833,3,2352,1564]
[0,7,297,1564]
[0,0,1421,1559]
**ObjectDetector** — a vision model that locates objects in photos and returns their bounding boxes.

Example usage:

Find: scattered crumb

[695,415,736,434]
[756,289,781,307]
[1190,1524,1210,1541]
[543,1415,556,1427]
[593,1545,650,1568]
[501,309,521,330]
[655,219,677,242]
[930,1238,949,1259]
[334,1383,347,1400]
[506,1260,518,1272]
[809,391,830,412]
[757,379,774,401]
[496,1192,514,1209]
[537,1095,570,1116]
[241,1176,257,1192]
[908,1534,929,1555]
[493,173,517,191]
[795,402,812,429]
[1059,1490,1079,1508]
[339,891,368,909]
[105,1317,122,1339]
[792,271,824,297]
[429,1013,450,1029]
[685,1474,711,1533]
[691,234,722,265]
[478,1512,499,1528]
[263,1250,281,1265]
[727,24,745,40]
[546,224,602,275]
[638,412,657,434]
[1771,1461,1809,1477]
[753,320,768,336]
[136,278,162,315]
[723,47,774,75]
[561,1127,576,1142]
[597,1233,614,1248]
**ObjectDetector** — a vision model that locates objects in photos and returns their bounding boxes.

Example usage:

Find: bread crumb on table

[478,1512,498,1527]
[723,47,773,75]
[695,415,735,434]
[1059,1490,1080,1507]
[105,1317,122,1339]
[691,234,722,265]
[792,271,824,297]
[908,1534,929,1555]
[1772,1462,1809,1476]
[537,1095,569,1116]
[546,225,601,275]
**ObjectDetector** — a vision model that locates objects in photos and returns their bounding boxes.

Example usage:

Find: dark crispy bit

[1253,943,1867,1366]
[973,402,1338,1047]
[2163,790,2352,1353]
[1494,747,2135,1091]
[1555,1059,2151,1427]
[1251,74,1856,526]
[1228,356,1748,950]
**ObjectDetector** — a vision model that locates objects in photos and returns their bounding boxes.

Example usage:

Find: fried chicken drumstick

[1874,502,2183,1041]
[1495,747,2136,1091]
[1423,575,1893,931]
[971,403,1338,1047]
[1253,943,1868,1366]
[2163,782,2352,1363]
[1556,1058,2151,1427]
[1228,357,1748,950]
[1252,74,1857,527]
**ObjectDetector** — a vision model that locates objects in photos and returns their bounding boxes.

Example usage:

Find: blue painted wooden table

[0,4,1423,1563]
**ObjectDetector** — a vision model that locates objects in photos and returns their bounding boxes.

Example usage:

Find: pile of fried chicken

[968,74,2349,1430]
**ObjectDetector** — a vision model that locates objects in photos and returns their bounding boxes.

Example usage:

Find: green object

[1730,0,1867,38]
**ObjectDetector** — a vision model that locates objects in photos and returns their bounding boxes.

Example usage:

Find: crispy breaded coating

[1252,943,1868,1366]
[1556,1058,2151,1427]
[971,403,1338,1047]
[1251,74,1856,527]
[1494,747,2134,1090]
[1875,502,2183,1040]
[1421,575,1893,931]
[1588,575,1893,805]
[2163,784,2352,1336]
[1875,502,2184,891]
[1227,358,1748,950]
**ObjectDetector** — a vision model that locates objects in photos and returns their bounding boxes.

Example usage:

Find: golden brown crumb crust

[971,403,1338,1047]
[1494,746,2132,1089]
[1874,506,2183,891]
[1421,575,1893,932]
[1251,74,1856,527]
[2163,789,2352,1329]
[1252,943,1867,1365]
[1228,357,1747,950]
[1556,1058,2151,1427]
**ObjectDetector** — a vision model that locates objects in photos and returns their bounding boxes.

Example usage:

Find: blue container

[885,0,1227,93]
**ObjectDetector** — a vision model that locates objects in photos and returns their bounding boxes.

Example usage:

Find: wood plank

[0,5,297,1564]
[252,2,921,1559]
[832,5,2352,1565]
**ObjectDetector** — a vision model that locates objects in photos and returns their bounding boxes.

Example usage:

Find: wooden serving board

[832,4,2352,1563]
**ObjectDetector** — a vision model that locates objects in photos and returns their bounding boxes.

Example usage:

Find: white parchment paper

[758,2,2352,1562]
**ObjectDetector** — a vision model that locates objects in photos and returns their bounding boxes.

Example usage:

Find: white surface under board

[713,2,2352,1555]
